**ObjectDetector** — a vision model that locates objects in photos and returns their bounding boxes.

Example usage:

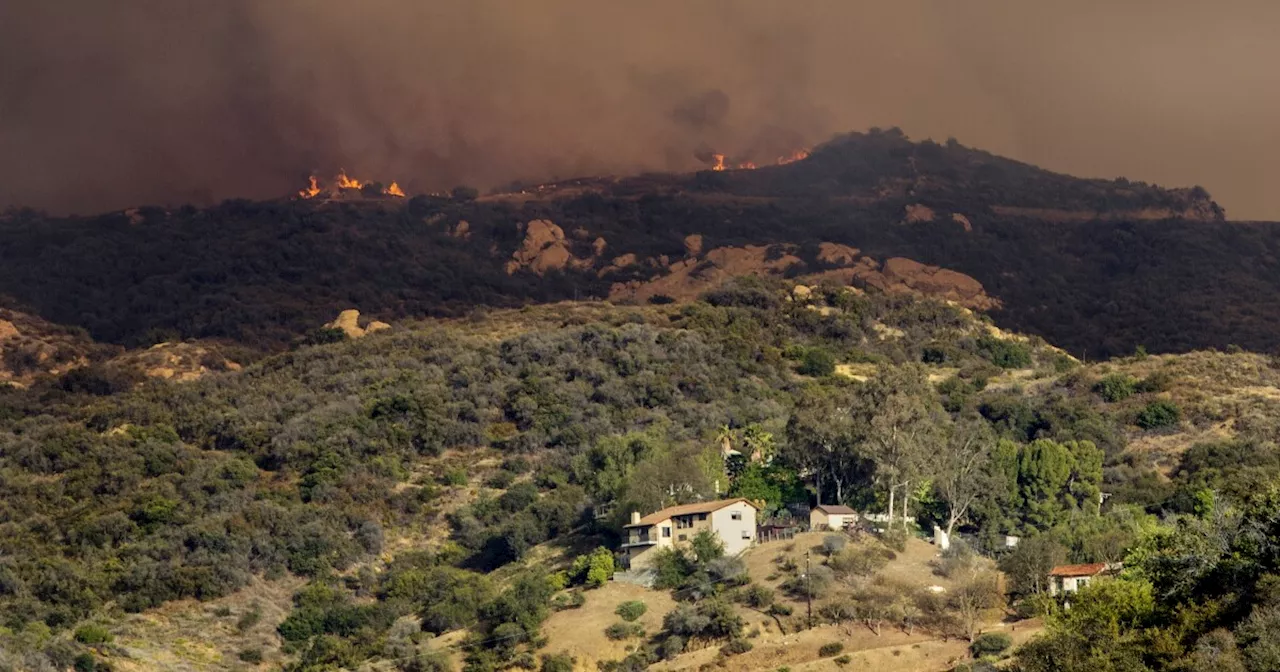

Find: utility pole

[805,551,812,628]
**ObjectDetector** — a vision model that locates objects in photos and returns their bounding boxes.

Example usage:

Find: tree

[933,418,996,537]
[949,570,1002,642]
[853,366,950,528]
[785,384,867,507]
[999,535,1066,597]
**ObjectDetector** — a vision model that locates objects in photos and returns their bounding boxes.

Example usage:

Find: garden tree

[741,424,776,463]
[1014,578,1157,672]
[852,365,950,528]
[1181,629,1247,672]
[999,535,1067,597]
[1015,439,1104,530]
[784,383,868,506]
[729,463,806,516]
[932,417,998,537]
[949,569,1003,642]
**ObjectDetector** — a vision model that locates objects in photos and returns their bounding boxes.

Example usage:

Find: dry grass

[107,576,304,672]
[541,582,678,669]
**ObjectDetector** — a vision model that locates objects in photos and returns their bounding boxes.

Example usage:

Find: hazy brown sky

[2,1,1278,218]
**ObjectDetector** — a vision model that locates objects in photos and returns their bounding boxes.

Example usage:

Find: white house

[809,504,858,531]
[620,498,759,570]
[1048,562,1121,595]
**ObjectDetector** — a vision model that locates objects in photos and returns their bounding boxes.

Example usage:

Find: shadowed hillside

[1,129,1273,359]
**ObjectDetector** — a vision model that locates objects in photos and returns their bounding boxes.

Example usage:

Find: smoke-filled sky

[3,0,1279,218]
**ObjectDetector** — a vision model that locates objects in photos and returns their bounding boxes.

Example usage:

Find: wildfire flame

[335,170,364,190]
[707,148,809,172]
[298,175,321,199]
[296,172,407,199]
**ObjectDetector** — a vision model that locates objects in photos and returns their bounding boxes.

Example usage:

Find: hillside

[2,129,1277,359]
[3,282,1279,671]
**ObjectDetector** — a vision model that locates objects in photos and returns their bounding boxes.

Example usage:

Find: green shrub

[73,654,96,672]
[741,584,775,608]
[969,631,1013,657]
[570,547,615,588]
[720,638,753,656]
[1136,400,1181,429]
[661,635,685,660]
[835,654,852,666]
[882,527,908,552]
[821,534,847,556]
[605,622,645,640]
[441,468,468,486]
[798,347,836,377]
[819,642,845,657]
[551,589,586,611]
[236,603,263,632]
[976,335,1032,369]
[73,624,113,645]
[540,652,575,672]
[615,600,647,622]
[768,603,794,617]
[1093,374,1137,402]
[238,647,264,663]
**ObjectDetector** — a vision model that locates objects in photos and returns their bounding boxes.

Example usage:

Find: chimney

[630,511,641,525]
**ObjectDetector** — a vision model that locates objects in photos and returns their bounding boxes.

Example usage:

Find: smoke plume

[2,1,1279,218]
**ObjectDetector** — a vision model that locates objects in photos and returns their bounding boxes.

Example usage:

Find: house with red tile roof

[1048,562,1122,595]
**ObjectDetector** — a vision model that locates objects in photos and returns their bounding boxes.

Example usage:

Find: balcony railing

[621,530,659,547]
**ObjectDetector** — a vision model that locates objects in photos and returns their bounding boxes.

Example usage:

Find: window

[678,534,687,542]
[742,531,752,539]
[676,516,693,529]
[731,512,742,521]
[697,513,707,521]
[662,527,671,538]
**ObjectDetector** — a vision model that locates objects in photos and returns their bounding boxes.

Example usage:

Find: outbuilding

[809,504,858,531]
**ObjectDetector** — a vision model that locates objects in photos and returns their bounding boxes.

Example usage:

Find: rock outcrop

[605,237,998,310]
[683,234,704,257]
[505,220,602,275]
[609,245,801,304]
[325,310,391,339]
[859,257,998,310]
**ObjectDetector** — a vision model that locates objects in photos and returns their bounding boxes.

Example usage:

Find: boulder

[684,234,704,257]
[324,309,392,339]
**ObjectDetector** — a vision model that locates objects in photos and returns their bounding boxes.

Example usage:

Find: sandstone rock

[904,204,936,223]
[324,309,392,339]
[505,219,587,275]
[684,234,704,257]
[609,244,802,304]
[817,242,861,266]
[592,237,608,257]
[0,319,18,342]
[792,285,813,300]
[451,220,471,239]
[326,309,366,339]
[951,213,973,232]
[599,253,638,277]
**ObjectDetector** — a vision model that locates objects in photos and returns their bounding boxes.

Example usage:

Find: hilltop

[1,129,1276,359]
[3,282,1279,671]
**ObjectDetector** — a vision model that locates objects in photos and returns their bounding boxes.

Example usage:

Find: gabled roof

[625,498,758,527]
[1048,563,1108,578]
[814,505,857,515]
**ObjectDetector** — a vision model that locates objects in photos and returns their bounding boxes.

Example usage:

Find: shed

[809,504,858,531]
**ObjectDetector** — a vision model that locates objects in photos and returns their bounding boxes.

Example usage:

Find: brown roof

[625,498,758,527]
[814,505,857,515]
[1048,563,1108,577]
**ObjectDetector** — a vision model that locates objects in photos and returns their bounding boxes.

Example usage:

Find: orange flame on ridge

[385,181,405,197]
[298,176,321,199]
[335,170,364,190]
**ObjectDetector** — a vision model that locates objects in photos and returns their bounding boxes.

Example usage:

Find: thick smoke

[2,1,1279,218]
